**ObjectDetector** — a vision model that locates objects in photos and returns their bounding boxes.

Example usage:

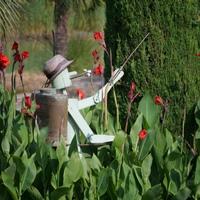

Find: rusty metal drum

[33,88,68,146]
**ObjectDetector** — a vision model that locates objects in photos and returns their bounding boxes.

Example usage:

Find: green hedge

[104,0,200,135]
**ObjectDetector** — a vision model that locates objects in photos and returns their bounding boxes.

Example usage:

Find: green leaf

[13,152,36,193]
[63,152,83,187]
[142,184,163,200]
[90,153,102,172]
[1,171,18,200]
[171,187,191,200]
[194,156,200,185]
[133,165,144,193]
[124,170,141,200]
[111,130,126,153]
[168,168,181,195]
[56,135,68,171]
[85,110,93,124]
[130,113,143,152]
[27,186,44,200]
[1,135,10,157]
[50,186,74,200]
[138,128,155,161]
[97,168,109,196]
[141,154,153,191]
[138,92,159,128]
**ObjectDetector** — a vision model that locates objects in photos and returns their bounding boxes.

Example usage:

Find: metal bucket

[33,88,68,146]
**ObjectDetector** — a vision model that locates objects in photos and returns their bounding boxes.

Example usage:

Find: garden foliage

[104,0,200,136]
[1,85,200,199]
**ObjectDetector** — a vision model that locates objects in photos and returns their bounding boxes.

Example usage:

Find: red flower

[77,89,85,100]
[128,82,139,103]
[154,96,164,105]
[93,63,103,75]
[14,51,21,62]
[0,52,10,69]
[18,64,24,74]
[139,129,147,140]
[21,109,29,116]
[92,50,98,57]
[196,53,200,57]
[12,41,18,50]
[25,96,32,109]
[22,51,29,60]
[94,32,103,40]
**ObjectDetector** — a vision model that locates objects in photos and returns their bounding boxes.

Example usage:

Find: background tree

[0,1,26,40]
[104,0,200,136]
[52,0,104,56]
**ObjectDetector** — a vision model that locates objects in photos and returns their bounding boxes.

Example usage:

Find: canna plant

[1,38,200,199]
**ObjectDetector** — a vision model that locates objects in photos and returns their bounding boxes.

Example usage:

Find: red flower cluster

[92,49,99,64]
[92,31,108,76]
[77,89,85,100]
[12,41,29,74]
[196,53,200,57]
[21,96,40,116]
[94,32,103,40]
[139,129,147,139]
[154,95,164,106]
[0,52,10,71]
[94,63,103,75]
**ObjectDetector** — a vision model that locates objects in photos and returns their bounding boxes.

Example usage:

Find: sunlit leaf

[138,92,159,128]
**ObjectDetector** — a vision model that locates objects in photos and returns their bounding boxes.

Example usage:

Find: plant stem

[124,102,131,133]
[112,85,120,130]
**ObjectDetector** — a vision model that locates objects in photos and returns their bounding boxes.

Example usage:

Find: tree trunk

[54,1,69,57]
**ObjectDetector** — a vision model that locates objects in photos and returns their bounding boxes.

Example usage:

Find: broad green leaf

[171,187,191,200]
[63,151,83,187]
[111,130,126,153]
[39,126,49,140]
[163,128,173,151]
[142,184,163,200]
[151,145,164,175]
[50,186,74,200]
[168,168,181,195]
[130,113,143,152]
[27,186,44,200]
[141,154,153,191]
[97,168,109,196]
[80,155,89,180]
[56,135,68,171]
[195,130,200,139]
[138,128,155,161]
[1,135,10,157]
[13,152,36,193]
[36,134,49,169]
[13,141,26,157]
[124,170,141,200]
[138,92,159,128]
[109,159,118,191]
[133,165,144,193]
[194,156,200,185]
[1,171,18,200]
[90,153,102,172]
[85,110,93,125]
[5,94,16,136]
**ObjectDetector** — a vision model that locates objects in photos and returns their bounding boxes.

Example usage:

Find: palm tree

[0,1,26,40]
[53,0,105,56]
[0,0,104,56]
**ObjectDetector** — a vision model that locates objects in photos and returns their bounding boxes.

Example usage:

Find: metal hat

[43,54,74,83]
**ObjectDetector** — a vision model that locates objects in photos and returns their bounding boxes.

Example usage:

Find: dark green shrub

[104,0,200,136]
